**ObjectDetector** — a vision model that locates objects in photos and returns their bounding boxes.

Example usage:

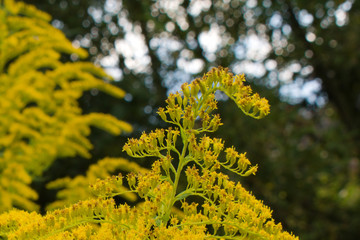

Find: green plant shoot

[120,67,297,239]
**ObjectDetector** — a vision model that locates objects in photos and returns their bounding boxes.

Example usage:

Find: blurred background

[25,0,360,239]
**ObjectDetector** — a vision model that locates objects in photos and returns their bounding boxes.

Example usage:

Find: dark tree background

[25,0,360,239]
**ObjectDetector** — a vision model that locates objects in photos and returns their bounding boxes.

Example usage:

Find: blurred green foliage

[23,0,360,239]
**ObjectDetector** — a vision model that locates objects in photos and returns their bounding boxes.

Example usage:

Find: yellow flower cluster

[183,167,295,239]
[0,198,117,239]
[118,67,296,239]
[0,0,131,212]
[157,67,269,133]
[123,128,180,158]
[0,197,204,239]
[0,0,297,238]
[47,158,148,210]
[0,66,296,239]
[187,134,258,176]
[0,163,38,212]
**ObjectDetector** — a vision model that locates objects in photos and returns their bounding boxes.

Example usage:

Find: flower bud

[176,93,183,107]
[168,108,176,122]
[156,129,165,146]
[166,93,176,108]
[157,107,167,122]
[182,96,188,107]
[242,165,258,176]
[127,172,137,189]
[181,82,190,98]
[172,129,179,144]
[199,80,207,94]
[190,81,200,96]
[123,144,133,156]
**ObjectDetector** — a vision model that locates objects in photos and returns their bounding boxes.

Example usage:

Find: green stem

[160,86,220,222]
[162,133,189,222]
